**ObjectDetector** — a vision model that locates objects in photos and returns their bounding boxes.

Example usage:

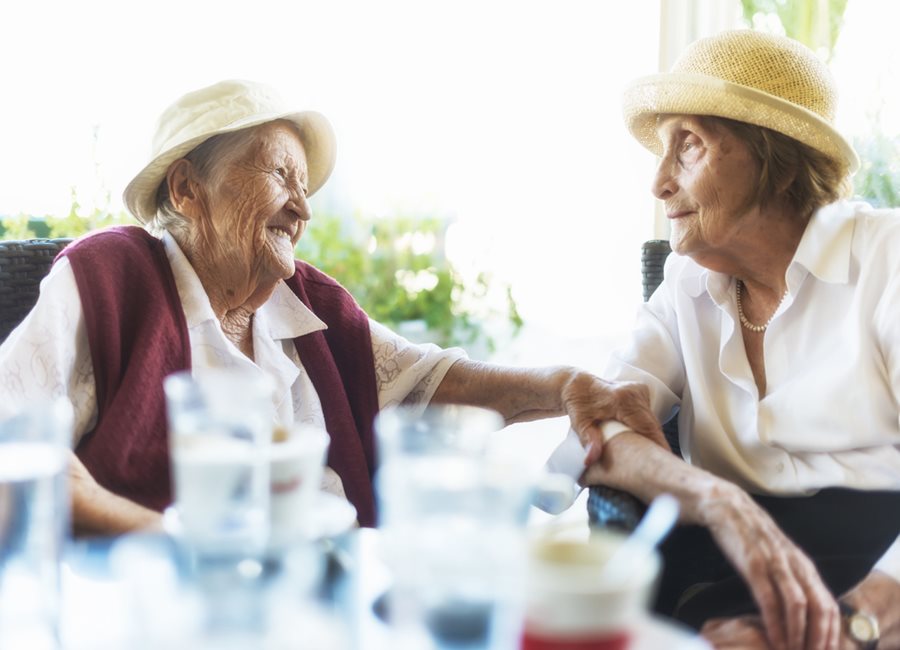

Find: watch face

[849,613,878,642]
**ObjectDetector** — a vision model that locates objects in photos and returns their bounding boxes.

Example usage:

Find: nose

[286,194,311,222]
[651,156,678,200]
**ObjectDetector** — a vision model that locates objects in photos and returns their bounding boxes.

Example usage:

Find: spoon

[597,493,680,587]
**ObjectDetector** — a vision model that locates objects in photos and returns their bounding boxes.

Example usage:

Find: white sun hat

[623,29,859,175]
[123,79,337,223]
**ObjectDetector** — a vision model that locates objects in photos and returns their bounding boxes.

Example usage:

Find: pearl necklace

[735,280,787,333]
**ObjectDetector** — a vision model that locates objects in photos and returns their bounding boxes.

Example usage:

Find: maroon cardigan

[62,226,380,526]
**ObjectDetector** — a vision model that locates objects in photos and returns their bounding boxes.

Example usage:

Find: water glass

[164,369,275,556]
[0,398,72,650]
[375,404,533,648]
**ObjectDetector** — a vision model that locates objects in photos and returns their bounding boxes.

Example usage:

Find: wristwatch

[839,600,880,649]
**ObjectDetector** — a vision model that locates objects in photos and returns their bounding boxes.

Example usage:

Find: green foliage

[0,196,521,352]
[852,133,900,208]
[44,189,133,238]
[740,0,900,208]
[740,0,848,58]
[296,213,522,351]
[0,213,40,239]
[0,188,132,240]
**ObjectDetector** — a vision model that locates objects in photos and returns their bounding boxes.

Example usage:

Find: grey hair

[147,127,259,235]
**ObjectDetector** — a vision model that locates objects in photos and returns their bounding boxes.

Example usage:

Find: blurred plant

[44,189,133,238]
[0,188,132,240]
[740,0,899,207]
[0,213,40,239]
[852,132,900,208]
[296,213,522,352]
[0,193,519,351]
[740,0,848,59]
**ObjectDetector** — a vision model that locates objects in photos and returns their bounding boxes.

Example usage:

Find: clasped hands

[559,373,895,650]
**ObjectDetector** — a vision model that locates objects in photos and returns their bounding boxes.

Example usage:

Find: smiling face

[187,120,312,285]
[652,115,763,268]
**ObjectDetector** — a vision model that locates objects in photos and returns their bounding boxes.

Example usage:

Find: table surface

[60,528,711,649]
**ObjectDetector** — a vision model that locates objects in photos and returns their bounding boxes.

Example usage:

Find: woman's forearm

[587,432,843,650]
[430,359,574,422]
[581,430,738,525]
[71,479,162,537]
[69,452,162,537]
[431,360,669,462]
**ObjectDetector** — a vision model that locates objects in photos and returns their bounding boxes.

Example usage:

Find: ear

[775,167,797,194]
[166,159,203,218]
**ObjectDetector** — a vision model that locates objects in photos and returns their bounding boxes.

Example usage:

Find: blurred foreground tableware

[268,423,333,549]
[596,494,678,589]
[164,368,274,556]
[107,531,347,649]
[521,529,661,650]
[375,404,534,649]
[0,398,72,650]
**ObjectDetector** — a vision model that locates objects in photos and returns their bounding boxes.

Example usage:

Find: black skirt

[653,488,900,628]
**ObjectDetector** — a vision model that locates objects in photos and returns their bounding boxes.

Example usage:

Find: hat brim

[623,73,860,175]
[123,110,336,223]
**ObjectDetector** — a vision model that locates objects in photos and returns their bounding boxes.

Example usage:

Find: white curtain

[653,0,744,237]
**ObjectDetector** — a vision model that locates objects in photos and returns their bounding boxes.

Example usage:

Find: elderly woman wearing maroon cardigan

[0,79,663,535]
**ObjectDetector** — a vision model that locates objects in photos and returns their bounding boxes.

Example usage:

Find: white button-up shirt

[0,230,465,454]
[605,201,900,580]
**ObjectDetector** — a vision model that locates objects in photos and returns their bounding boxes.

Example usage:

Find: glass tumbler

[0,398,72,650]
[375,404,534,649]
[164,368,275,557]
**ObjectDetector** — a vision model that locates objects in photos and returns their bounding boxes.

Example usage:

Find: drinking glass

[164,369,274,556]
[375,404,534,649]
[0,398,72,650]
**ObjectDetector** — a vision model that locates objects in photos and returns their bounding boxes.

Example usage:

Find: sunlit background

[1,0,897,380]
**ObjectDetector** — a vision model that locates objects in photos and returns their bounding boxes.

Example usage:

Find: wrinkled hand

[560,371,668,464]
[702,616,772,649]
[704,484,840,650]
[838,570,900,650]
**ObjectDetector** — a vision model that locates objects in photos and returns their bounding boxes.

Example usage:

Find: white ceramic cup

[268,424,330,548]
[521,531,661,650]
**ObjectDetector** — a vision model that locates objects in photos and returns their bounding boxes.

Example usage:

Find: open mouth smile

[267,225,295,242]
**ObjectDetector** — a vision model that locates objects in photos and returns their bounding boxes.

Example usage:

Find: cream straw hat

[123,79,337,223]
[623,30,859,174]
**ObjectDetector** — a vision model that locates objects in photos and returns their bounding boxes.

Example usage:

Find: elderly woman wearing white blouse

[0,79,664,537]
[580,31,900,650]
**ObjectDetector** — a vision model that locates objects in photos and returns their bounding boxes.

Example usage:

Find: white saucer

[163,492,358,553]
[294,492,358,541]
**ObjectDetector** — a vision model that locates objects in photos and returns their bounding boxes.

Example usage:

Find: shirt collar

[790,200,858,285]
[161,231,327,338]
[260,281,327,340]
[674,256,716,300]
[677,200,860,299]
